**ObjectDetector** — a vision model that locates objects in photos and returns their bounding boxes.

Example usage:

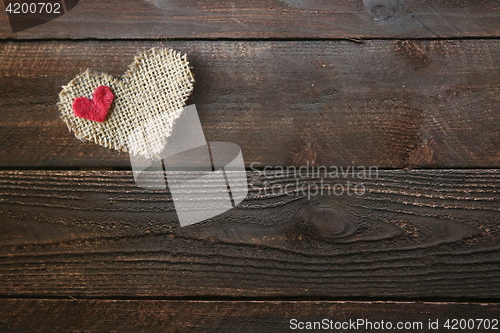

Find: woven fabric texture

[58,48,194,159]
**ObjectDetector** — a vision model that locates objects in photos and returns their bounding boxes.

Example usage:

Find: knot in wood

[303,204,357,239]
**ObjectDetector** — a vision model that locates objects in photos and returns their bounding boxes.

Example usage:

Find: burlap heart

[58,48,194,159]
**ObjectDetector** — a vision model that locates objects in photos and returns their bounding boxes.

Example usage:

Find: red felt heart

[73,86,114,123]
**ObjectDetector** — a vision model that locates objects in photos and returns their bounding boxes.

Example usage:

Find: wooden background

[0,0,499,331]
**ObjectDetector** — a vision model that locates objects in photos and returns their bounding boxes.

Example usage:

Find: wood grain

[1,40,499,168]
[0,299,499,332]
[0,169,499,298]
[0,0,499,39]
[1,0,499,321]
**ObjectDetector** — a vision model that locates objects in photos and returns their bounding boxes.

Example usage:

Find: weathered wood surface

[0,0,499,39]
[0,300,499,332]
[0,0,498,325]
[0,169,498,298]
[1,40,499,168]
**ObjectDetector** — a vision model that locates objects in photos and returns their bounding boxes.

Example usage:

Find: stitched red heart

[73,86,114,123]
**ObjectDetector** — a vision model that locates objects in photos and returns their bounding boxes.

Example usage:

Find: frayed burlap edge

[58,48,194,159]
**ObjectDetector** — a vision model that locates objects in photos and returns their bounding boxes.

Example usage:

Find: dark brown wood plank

[0,169,499,298]
[0,299,499,332]
[1,40,499,168]
[0,0,499,39]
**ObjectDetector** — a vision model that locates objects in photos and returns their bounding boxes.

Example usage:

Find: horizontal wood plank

[0,0,499,39]
[0,300,499,332]
[0,40,499,168]
[0,169,499,298]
